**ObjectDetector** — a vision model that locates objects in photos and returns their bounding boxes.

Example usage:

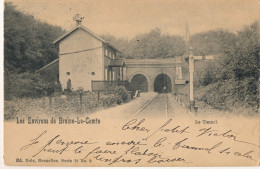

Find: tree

[190,29,236,56]
[4,2,65,99]
[4,2,65,73]
[101,28,185,59]
[195,22,259,111]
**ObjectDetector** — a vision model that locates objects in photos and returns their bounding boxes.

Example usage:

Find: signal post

[188,47,214,112]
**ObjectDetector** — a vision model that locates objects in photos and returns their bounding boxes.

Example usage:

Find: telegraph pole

[185,23,214,112]
[189,47,195,111]
[185,23,195,111]
[185,22,190,56]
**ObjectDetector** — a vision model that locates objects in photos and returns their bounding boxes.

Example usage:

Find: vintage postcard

[3,0,260,167]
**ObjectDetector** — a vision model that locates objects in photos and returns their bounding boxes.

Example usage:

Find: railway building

[38,23,188,93]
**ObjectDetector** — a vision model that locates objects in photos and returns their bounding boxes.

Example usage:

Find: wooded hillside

[4,3,65,99]
[4,2,64,74]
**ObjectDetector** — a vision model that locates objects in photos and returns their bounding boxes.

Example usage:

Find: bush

[4,102,18,120]
[115,86,128,104]
[102,94,121,107]
[5,72,54,100]
[193,22,259,112]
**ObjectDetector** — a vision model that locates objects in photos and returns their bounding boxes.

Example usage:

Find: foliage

[5,72,54,100]
[195,54,233,86]
[4,92,99,120]
[4,2,65,100]
[102,28,237,59]
[190,29,236,56]
[4,90,131,120]
[102,94,122,107]
[101,28,185,59]
[115,86,129,104]
[4,2,65,73]
[194,22,259,112]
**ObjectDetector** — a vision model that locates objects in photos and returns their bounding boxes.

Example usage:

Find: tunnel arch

[153,73,172,93]
[131,74,148,92]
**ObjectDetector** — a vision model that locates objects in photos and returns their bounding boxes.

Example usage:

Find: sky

[5,0,260,39]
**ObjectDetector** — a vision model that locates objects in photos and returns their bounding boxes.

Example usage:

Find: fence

[91,80,132,91]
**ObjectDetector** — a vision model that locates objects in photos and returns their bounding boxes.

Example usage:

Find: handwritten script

[19,118,259,166]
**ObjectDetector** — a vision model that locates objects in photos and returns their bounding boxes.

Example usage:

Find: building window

[112,70,115,81]
[105,49,108,56]
[105,68,107,80]
[176,66,182,80]
[112,53,115,59]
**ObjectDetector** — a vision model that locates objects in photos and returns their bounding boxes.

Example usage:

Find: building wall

[103,45,116,60]
[103,44,119,81]
[59,28,103,91]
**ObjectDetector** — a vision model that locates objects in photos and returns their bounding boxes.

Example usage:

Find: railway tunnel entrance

[131,74,148,92]
[154,74,171,93]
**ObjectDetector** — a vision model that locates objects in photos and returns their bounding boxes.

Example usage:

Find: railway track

[129,93,170,120]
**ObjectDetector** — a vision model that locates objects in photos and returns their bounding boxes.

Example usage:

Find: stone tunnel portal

[154,73,172,93]
[131,74,148,92]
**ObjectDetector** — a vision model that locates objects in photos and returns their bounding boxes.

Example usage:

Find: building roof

[53,24,119,52]
[36,58,59,73]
